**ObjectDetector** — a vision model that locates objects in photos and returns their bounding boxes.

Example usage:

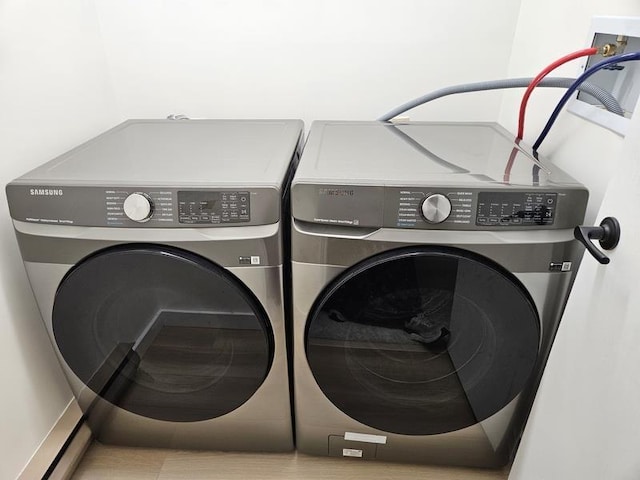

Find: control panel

[5,184,279,228]
[290,183,587,230]
[391,188,562,229]
[109,190,251,225]
[178,191,250,224]
[476,192,556,226]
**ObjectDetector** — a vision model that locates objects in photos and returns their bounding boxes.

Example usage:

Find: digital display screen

[199,200,217,212]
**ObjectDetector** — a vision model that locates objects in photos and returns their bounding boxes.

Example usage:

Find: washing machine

[6,119,303,451]
[290,121,588,467]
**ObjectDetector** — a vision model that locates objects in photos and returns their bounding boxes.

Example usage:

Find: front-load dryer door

[305,246,540,435]
[53,244,274,422]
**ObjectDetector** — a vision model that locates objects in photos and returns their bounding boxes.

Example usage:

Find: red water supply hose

[517,47,598,140]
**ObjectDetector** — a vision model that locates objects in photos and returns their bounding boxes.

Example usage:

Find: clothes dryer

[7,119,303,451]
[290,121,588,467]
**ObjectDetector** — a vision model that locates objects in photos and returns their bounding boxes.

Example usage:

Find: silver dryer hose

[377,77,623,122]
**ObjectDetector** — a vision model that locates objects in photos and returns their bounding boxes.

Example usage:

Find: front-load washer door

[53,244,274,422]
[305,246,540,435]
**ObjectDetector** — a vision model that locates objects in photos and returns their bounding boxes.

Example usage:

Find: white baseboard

[17,401,91,480]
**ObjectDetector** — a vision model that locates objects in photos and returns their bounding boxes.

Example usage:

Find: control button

[420,193,452,224]
[488,218,499,224]
[477,217,488,223]
[512,218,523,224]
[123,192,154,222]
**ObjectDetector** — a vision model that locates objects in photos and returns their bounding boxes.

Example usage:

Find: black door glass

[53,244,273,422]
[305,247,540,435]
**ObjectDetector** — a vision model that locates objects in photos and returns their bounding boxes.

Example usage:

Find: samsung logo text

[30,188,64,196]
[319,188,354,197]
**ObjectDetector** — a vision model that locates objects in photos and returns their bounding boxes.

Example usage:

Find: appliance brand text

[29,188,64,196]
[319,188,354,197]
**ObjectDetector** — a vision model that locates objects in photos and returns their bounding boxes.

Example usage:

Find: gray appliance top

[294,121,581,188]
[12,119,304,188]
[291,121,588,231]
[7,119,303,229]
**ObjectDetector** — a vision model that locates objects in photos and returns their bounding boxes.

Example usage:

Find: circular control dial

[420,193,452,224]
[123,192,154,222]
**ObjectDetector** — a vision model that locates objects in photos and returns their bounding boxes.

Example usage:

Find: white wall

[93,0,523,126]
[0,2,119,479]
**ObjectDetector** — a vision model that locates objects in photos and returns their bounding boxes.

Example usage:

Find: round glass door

[53,244,274,422]
[305,246,540,435]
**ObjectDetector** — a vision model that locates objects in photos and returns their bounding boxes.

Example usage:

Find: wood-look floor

[71,442,510,480]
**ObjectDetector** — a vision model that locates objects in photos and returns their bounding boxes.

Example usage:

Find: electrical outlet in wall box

[568,16,640,136]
